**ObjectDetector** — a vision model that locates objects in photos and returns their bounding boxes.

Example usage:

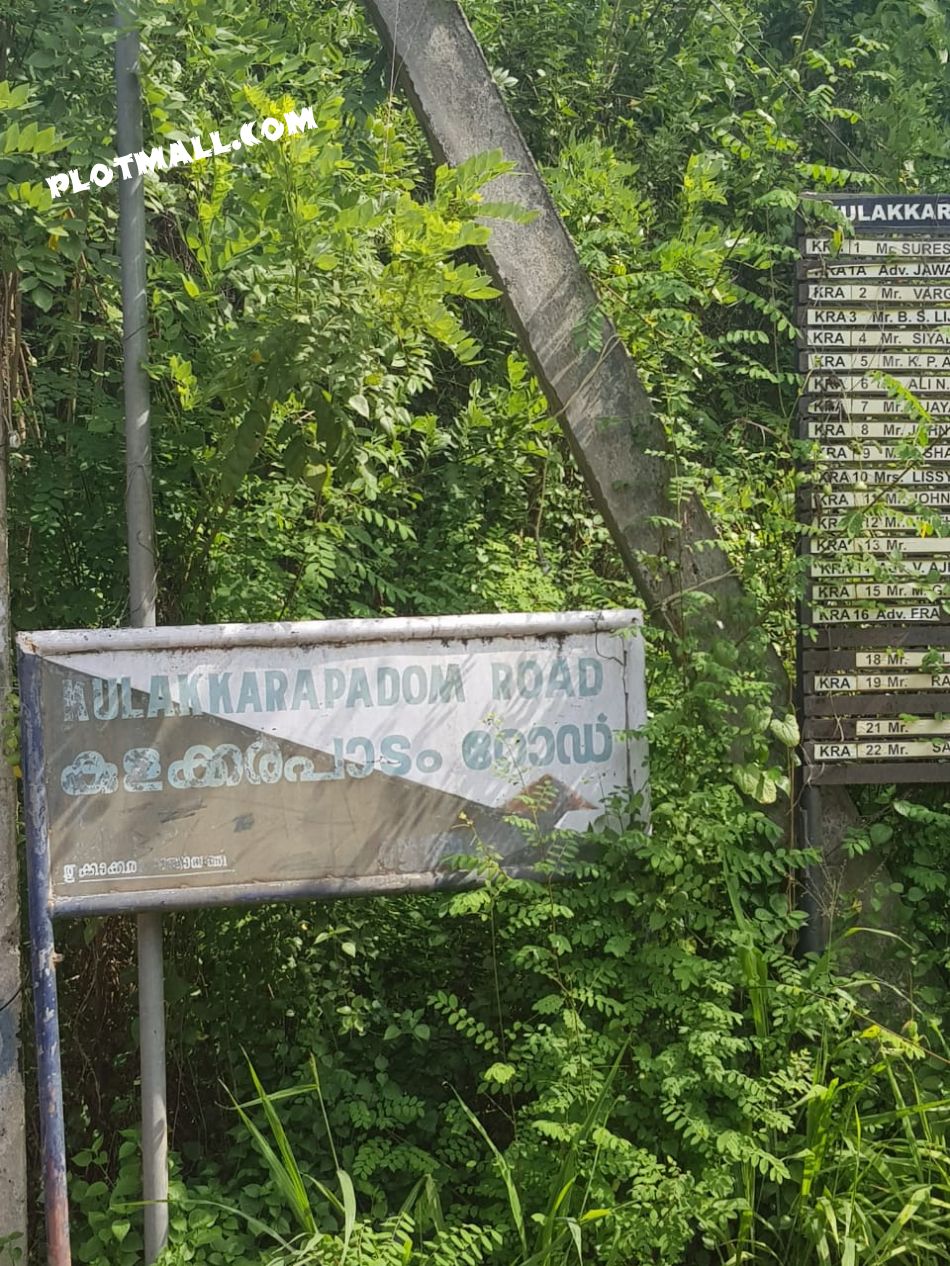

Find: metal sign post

[20,610,648,1252]
[21,652,70,1265]
[797,193,950,794]
[115,2,168,1258]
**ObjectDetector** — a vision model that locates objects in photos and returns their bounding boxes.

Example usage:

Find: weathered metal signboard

[18,612,647,915]
[798,192,950,783]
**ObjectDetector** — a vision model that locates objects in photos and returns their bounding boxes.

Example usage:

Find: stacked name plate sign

[798,193,950,785]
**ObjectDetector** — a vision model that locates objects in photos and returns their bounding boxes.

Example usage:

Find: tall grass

[713,917,950,1266]
[160,892,950,1266]
[179,1050,624,1265]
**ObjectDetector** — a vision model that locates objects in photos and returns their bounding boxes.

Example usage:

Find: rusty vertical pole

[20,649,71,1264]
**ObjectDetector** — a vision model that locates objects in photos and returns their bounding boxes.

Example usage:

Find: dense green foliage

[3,0,950,1263]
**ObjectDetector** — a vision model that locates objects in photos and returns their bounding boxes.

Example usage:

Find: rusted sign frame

[797,193,950,787]
[19,610,645,1260]
[20,610,648,916]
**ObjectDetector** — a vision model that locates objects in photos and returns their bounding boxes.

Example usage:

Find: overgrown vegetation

[3,0,950,1262]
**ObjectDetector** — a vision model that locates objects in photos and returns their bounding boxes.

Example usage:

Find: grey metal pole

[115,4,168,1259]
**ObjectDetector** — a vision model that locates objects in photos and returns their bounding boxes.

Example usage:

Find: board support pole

[799,782,824,956]
[791,388,824,960]
[0,374,28,1254]
[20,651,71,1265]
[115,4,167,1259]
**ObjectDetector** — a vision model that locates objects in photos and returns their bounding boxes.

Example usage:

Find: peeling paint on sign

[17,613,648,913]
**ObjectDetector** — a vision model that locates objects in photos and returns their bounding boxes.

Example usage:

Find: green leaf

[216,405,274,503]
[483,1061,517,1085]
[348,393,370,419]
[452,1092,527,1256]
[225,1056,316,1235]
[337,1167,356,1257]
[733,764,777,804]
[769,714,800,747]
[111,1221,131,1244]
[16,121,37,151]
[31,284,54,312]
[0,81,31,109]
[32,125,58,153]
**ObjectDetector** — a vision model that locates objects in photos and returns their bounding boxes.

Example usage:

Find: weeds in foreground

[159,1049,622,1265]
[157,999,950,1266]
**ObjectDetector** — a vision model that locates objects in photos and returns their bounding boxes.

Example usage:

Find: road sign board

[803,238,950,257]
[815,444,950,462]
[811,739,950,760]
[805,422,950,440]
[802,262,950,280]
[804,285,950,304]
[805,308,950,326]
[802,353,950,370]
[798,193,950,781]
[807,376,950,394]
[804,329,950,347]
[805,196,950,233]
[17,613,648,916]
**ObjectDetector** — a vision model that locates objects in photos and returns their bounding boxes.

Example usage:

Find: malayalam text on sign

[18,613,648,913]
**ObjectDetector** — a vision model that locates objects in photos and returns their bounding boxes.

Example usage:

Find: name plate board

[798,192,950,784]
[17,612,647,916]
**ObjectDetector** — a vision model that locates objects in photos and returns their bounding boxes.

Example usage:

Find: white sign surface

[812,605,942,624]
[813,581,950,600]
[858,717,950,736]
[805,329,950,347]
[816,444,950,462]
[804,238,950,257]
[19,613,648,910]
[809,556,950,577]
[805,308,950,326]
[814,671,950,691]
[820,468,950,486]
[806,285,950,303]
[803,353,950,370]
[803,262,950,279]
[812,489,950,507]
[814,740,950,760]
[805,396,950,415]
[814,519,944,535]
[855,650,950,668]
[809,375,950,394]
[806,420,950,438]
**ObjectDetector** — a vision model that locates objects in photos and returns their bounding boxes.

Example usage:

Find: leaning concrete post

[363,0,749,641]
[359,0,910,963]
